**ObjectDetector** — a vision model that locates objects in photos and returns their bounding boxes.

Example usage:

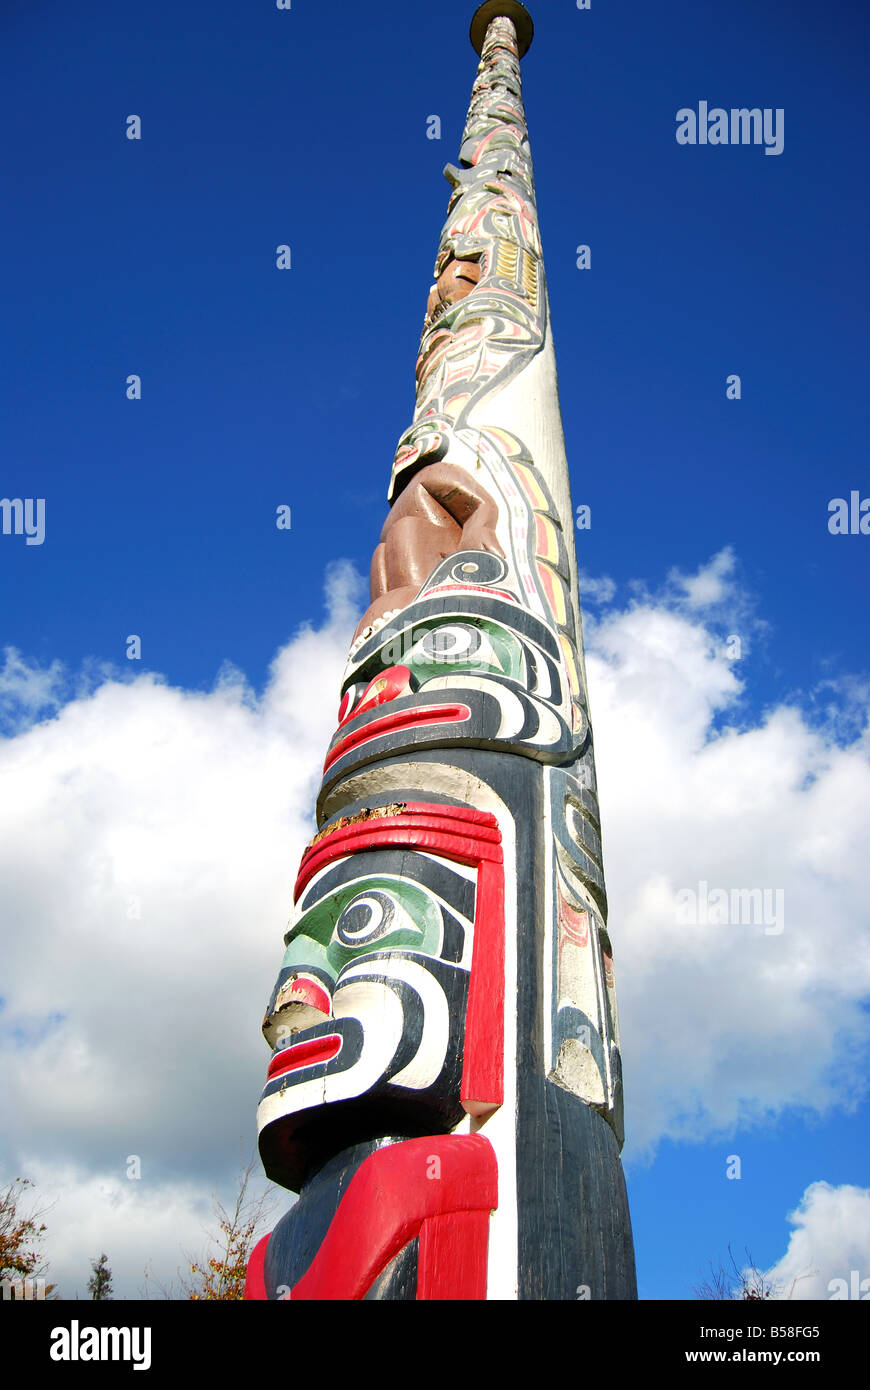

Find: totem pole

[245,1,637,1301]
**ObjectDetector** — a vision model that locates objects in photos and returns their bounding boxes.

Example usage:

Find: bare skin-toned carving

[425,256,482,325]
[354,462,503,639]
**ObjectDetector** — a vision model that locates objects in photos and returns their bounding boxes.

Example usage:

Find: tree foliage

[181,1161,276,1302]
[87,1252,113,1301]
[0,1177,57,1298]
[693,1245,778,1301]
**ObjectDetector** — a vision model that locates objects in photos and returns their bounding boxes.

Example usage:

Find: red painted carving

[293,803,505,1112]
[245,1234,268,1301]
[337,665,414,728]
[323,703,471,772]
[416,1209,492,1300]
[244,1134,497,1300]
[266,1034,343,1080]
[461,855,505,1115]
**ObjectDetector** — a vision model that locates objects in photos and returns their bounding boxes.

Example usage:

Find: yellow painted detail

[559,634,582,699]
[486,426,522,456]
[513,461,550,512]
[538,563,567,626]
[496,240,520,279]
[535,514,560,564]
[521,250,538,306]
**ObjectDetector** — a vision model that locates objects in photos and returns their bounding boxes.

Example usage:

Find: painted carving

[247,2,636,1302]
[246,1135,498,1301]
[425,255,482,325]
[358,463,503,639]
[258,802,504,1194]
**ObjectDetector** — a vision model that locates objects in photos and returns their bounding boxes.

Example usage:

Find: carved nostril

[261,974,334,1047]
[337,666,413,728]
[279,976,332,1016]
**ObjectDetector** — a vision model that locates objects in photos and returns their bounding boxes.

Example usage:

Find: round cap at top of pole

[470,1,534,57]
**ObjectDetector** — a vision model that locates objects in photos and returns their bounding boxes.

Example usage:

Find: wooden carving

[246,1,637,1301]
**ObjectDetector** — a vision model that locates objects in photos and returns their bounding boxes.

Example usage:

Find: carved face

[326,560,580,798]
[257,841,476,1187]
[425,255,482,325]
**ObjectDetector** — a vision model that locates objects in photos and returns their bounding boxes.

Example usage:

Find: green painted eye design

[404,621,524,683]
[281,876,444,980]
[329,888,428,968]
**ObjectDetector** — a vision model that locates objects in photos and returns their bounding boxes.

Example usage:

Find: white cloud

[761,1182,870,1300]
[578,570,617,607]
[667,545,738,610]
[585,555,870,1155]
[0,647,67,731]
[0,561,363,1298]
[9,1161,229,1301]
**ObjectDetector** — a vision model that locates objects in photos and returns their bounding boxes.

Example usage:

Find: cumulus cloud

[0,560,364,1298]
[667,545,738,611]
[578,570,617,607]
[11,1159,276,1301]
[585,552,870,1155]
[0,647,67,732]
[1,549,868,1295]
[761,1182,870,1300]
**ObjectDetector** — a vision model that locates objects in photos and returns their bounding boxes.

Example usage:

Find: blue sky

[1,0,868,1300]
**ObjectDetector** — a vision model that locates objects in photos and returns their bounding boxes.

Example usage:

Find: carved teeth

[346,609,404,667]
[368,610,400,639]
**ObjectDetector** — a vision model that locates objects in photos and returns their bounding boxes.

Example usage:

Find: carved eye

[333,890,422,950]
[409,623,505,674]
[417,624,482,663]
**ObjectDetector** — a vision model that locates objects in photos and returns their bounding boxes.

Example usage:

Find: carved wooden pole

[245,1,637,1301]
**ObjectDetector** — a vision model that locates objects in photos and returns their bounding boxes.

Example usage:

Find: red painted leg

[417,1209,491,1300]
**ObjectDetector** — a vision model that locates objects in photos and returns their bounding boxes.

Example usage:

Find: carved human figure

[425,254,482,326]
[356,463,503,639]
